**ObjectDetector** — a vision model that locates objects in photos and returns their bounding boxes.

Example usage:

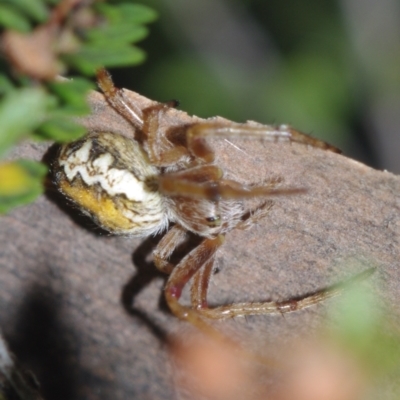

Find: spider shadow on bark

[3,278,82,400]
[121,229,203,343]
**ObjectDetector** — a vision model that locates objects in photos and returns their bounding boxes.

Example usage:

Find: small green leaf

[45,104,90,118]
[0,74,15,95]
[64,45,145,75]
[0,88,48,157]
[2,0,48,23]
[47,78,94,114]
[0,4,31,32]
[333,285,378,347]
[97,3,157,24]
[86,23,149,45]
[0,160,47,214]
[36,117,86,142]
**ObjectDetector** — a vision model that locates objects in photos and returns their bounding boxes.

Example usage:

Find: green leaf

[64,45,145,75]
[36,117,86,142]
[86,23,149,45]
[0,74,15,95]
[2,0,48,23]
[0,159,47,214]
[333,284,378,348]
[46,104,90,118]
[0,4,30,32]
[0,88,48,157]
[47,78,94,114]
[96,3,157,24]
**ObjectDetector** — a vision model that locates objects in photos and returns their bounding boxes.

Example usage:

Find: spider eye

[206,215,221,227]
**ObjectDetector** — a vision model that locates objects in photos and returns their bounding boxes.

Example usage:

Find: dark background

[110,0,400,172]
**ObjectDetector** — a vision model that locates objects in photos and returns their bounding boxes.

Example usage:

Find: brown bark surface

[1,87,399,399]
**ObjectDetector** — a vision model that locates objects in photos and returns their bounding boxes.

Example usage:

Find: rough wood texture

[1,87,399,399]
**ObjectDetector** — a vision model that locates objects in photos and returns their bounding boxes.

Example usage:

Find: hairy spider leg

[186,122,341,164]
[97,70,190,166]
[191,256,214,310]
[97,68,143,127]
[162,235,227,338]
[187,201,278,313]
[191,268,375,319]
[163,235,220,318]
[189,202,276,310]
[141,104,189,165]
[159,204,374,320]
[141,126,307,200]
[163,235,283,366]
[141,126,309,202]
[159,173,306,202]
[162,165,223,182]
[153,225,188,274]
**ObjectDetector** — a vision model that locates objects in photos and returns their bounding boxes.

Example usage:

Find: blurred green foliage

[115,0,400,169]
[0,159,47,213]
[0,0,156,214]
[114,1,354,136]
[329,278,400,397]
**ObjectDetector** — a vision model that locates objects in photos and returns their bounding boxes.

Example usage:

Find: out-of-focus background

[112,0,400,172]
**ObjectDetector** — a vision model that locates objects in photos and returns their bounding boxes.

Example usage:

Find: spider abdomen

[54,132,168,236]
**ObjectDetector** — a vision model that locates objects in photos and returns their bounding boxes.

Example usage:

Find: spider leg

[186,122,340,163]
[159,172,306,202]
[236,201,274,230]
[163,235,232,340]
[192,268,375,320]
[191,256,214,309]
[97,69,143,127]
[97,69,189,165]
[163,165,223,183]
[163,235,284,366]
[190,201,272,311]
[153,225,188,274]
[141,104,190,166]
[153,230,229,338]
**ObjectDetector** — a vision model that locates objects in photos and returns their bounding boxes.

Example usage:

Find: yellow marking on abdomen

[59,179,137,233]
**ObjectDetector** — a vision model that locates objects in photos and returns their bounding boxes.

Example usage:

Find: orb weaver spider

[53,69,371,343]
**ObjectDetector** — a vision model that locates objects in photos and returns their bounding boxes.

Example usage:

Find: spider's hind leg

[163,235,230,341]
[191,267,375,320]
[189,200,273,313]
[153,225,189,274]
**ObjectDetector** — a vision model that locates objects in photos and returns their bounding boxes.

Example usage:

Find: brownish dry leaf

[2,26,60,80]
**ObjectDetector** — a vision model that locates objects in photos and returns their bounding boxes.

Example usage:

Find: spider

[53,69,370,342]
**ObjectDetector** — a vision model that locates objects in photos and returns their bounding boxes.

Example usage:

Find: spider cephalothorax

[54,69,360,339]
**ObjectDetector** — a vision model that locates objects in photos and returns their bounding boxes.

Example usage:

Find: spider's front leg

[97,68,143,127]
[159,169,306,202]
[158,122,340,201]
[141,104,191,166]
[185,122,341,164]
[97,68,190,167]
